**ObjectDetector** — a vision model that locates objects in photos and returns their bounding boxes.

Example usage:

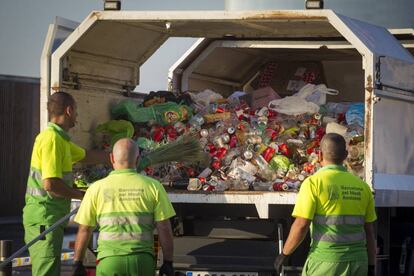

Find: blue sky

[0,0,224,92]
[1,0,413,92]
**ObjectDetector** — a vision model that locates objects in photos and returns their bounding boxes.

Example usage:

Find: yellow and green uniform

[23,122,85,276]
[74,169,176,276]
[293,165,376,276]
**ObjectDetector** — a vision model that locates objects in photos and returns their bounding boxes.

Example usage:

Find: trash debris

[76,86,365,193]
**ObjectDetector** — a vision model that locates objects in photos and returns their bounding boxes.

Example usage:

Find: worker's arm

[365,222,377,266]
[43,178,84,200]
[282,217,311,255]
[156,219,174,261]
[73,224,94,262]
[81,150,111,166]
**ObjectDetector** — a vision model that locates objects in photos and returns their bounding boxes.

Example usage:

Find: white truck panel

[44,10,414,210]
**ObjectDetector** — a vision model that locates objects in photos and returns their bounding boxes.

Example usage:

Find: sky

[0,0,224,92]
[1,0,413,92]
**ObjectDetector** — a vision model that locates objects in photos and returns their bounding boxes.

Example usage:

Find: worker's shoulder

[136,173,162,187]
[36,127,64,143]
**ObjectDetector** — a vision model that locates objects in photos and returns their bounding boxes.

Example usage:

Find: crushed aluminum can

[247,136,262,144]
[202,184,214,191]
[200,129,209,138]
[199,137,208,148]
[283,181,301,191]
[213,136,226,148]
[221,133,230,144]
[227,127,236,135]
[255,107,269,117]
[243,150,253,160]
[187,178,202,191]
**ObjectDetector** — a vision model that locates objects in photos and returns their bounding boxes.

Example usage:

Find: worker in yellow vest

[274,133,377,276]
[23,91,108,276]
[72,138,176,276]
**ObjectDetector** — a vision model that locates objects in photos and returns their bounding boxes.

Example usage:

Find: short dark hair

[47,92,75,117]
[320,133,347,164]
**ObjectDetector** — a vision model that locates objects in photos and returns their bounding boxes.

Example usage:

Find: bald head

[320,133,347,164]
[111,138,139,169]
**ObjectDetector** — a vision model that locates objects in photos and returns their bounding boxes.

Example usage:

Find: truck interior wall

[186,46,365,102]
[66,88,139,150]
[322,60,365,102]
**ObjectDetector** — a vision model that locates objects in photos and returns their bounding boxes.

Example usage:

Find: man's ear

[65,105,73,117]
[109,153,115,165]
[318,150,323,162]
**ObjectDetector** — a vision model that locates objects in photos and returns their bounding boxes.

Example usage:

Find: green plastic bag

[95,120,134,147]
[111,100,192,126]
[269,155,291,172]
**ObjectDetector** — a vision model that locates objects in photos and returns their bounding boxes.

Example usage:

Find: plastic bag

[189,89,223,108]
[95,120,134,147]
[112,100,192,126]
[346,103,364,127]
[268,96,320,116]
[294,83,339,106]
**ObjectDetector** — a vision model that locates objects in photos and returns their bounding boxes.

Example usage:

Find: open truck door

[372,56,414,206]
[40,17,79,130]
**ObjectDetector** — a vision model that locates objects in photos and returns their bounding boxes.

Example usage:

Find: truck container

[41,11,414,275]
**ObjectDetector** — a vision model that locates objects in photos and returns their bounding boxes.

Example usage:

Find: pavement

[0,217,79,275]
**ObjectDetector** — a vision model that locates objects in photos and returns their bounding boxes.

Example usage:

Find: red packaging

[273,182,284,191]
[229,135,238,148]
[279,143,290,157]
[316,127,325,141]
[215,147,227,159]
[151,126,165,142]
[186,167,196,177]
[262,147,276,162]
[211,159,221,170]
[165,125,178,141]
[303,162,315,174]
[205,144,217,156]
[144,167,154,176]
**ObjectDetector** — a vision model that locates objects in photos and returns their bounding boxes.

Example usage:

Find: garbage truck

[40,10,414,276]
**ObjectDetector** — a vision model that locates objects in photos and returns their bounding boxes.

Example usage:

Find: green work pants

[24,223,64,276]
[97,253,155,276]
[302,256,368,276]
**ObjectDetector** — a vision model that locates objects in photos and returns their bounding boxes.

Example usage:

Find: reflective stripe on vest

[99,231,153,241]
[98,216,154,226]
[313,215,365,225]
[26,186,47,197]
[29,169,42,181]
[312,231,366,243]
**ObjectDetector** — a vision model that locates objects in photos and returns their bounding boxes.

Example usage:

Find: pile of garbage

[75,85,365,193]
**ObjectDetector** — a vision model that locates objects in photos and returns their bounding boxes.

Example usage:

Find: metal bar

[277,223,284,276]
[0,240,12,276]
[0,207,79,270]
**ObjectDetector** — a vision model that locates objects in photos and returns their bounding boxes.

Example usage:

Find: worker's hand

[368,265,375,276]
[72,260,87,276]
[159,260,174,276]
[274,253,289,274]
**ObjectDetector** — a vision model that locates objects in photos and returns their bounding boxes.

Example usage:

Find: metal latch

[399,237,411,274]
